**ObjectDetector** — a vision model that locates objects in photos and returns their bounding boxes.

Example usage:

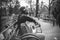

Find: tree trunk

[36,0,39,17]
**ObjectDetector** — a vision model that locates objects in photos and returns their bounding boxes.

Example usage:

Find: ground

[38,19,60,40]
[1,16,60,40]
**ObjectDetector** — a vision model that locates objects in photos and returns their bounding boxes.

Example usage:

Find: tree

[0,0,8,32]
[0,0,20,32]
[51,0,60,26]
[13,0,20,14]
[36,0,39,17]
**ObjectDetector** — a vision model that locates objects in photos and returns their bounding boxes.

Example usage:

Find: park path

[38,19,60,40]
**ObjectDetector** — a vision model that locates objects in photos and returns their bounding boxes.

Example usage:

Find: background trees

[51,0,60,26]
[0,0,20,32]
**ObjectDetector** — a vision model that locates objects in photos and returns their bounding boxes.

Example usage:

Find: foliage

[51,0,60,19]
[51,0,60,26]
[0,0,20,32]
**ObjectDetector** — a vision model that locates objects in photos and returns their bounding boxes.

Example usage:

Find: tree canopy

[51,0,60,26]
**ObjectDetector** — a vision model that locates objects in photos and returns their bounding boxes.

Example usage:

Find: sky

[18,0,49,7]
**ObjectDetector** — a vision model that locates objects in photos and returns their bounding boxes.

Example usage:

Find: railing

[1,16,18,40]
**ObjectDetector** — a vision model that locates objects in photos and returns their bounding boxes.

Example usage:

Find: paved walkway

[1,16,60,40]
[37,19,60,40]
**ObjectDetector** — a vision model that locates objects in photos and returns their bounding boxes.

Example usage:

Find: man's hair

[20,7,25,12]
[20,7,28,15]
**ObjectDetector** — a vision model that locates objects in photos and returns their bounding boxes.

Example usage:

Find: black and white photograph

[0,0,60,40]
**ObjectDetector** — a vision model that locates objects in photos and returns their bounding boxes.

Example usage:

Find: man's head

[20,7,28,15]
